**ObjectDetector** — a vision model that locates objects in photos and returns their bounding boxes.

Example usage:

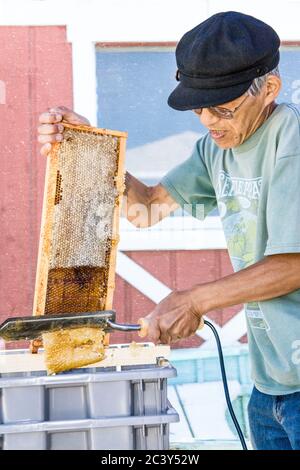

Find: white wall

[1,0,300,41]
[1,0,300,123]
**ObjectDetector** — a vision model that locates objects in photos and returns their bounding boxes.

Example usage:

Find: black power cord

[204,319,248,450]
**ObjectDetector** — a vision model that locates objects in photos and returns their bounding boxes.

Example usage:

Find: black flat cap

[168,11,280,110]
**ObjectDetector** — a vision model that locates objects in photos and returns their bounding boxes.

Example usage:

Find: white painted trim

[121,216,223,231]
[217,309,247,346]
[201,308,247,349]
[119,216,227,251]
[116,251,171,303]
[119,230,227,251]
[71,40,98,126]
[197,323,222,347]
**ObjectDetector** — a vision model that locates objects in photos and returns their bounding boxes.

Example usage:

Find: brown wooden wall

[0,26,73,328]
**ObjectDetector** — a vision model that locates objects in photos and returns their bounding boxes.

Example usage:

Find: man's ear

[265,75,282,105]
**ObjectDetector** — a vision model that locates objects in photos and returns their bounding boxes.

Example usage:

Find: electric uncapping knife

[0,310,149,342]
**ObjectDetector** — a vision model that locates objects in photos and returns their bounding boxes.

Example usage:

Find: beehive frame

[32,122,127,324]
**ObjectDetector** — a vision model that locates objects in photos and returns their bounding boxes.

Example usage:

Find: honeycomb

[43,327,106,375]
[33,124,127,373]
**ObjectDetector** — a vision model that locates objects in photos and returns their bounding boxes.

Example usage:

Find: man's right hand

[38,106,90,156]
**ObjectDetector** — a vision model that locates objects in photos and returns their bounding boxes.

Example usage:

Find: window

[96,44,300,218]
[96,44,205,188]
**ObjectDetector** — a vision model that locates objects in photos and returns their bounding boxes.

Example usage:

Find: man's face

[193,88,268,149]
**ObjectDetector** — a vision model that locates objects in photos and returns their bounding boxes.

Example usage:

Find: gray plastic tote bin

[0,350,179,450]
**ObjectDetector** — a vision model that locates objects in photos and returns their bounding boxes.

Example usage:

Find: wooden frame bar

[33,123,127,318]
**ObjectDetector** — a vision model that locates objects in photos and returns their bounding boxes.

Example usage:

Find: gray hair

[247,66,280,96]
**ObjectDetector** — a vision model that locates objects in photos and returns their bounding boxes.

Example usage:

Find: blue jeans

[248,386,300,450]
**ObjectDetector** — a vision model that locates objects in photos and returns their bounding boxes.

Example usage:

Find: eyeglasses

[193,94,249,120]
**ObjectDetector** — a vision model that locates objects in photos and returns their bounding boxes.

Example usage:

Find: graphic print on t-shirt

[216,170,269,330]
[216,170,261,269]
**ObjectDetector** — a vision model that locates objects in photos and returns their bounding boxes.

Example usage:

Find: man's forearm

[191,253,300,315]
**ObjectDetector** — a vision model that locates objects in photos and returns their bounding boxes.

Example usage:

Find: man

[38,11,300,449]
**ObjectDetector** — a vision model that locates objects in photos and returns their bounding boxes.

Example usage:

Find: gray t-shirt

[161,103,300,395]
